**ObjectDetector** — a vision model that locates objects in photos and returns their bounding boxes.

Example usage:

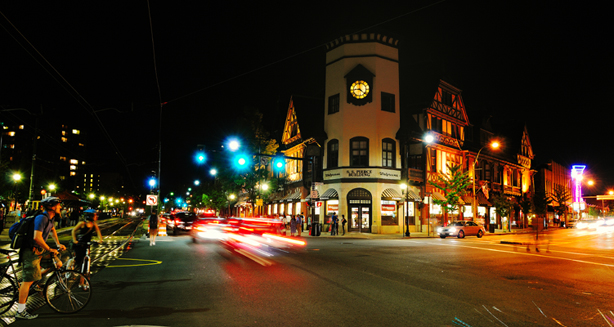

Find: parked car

[166,211,197,235]
[437,221,485,239]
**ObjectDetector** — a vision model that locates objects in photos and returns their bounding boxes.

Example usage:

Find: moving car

[166,211,197,235]
[437,221,485,239]
[191,217,228,242]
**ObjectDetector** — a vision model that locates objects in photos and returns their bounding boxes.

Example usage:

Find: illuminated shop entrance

[347,188,372,233]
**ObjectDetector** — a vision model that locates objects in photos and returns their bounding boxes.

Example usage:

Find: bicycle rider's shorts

[22,248,54,282]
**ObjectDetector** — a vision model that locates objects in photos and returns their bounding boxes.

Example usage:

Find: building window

[70,159,78,164]
[442,91,452,106]
[381,92,395,113]
[350,137,369,167]
[382,139,395,168]
[327,139,339,168]
[60,156,67,161]
[72,129,80,135]
[61,137,68,142]
[19,125,24,130]
[328,94,340,114]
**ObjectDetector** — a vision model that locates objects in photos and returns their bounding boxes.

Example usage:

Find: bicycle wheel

[44,269,91,313]
[0,274,19,315]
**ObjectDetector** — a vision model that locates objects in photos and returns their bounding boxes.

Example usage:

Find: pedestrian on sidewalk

[331,213,337,236]
[341,215,347,235]
[60,207,67,228]
[296,214,303,237]
[148,209,159,246]
[290,215,297,237]
[70,209,80,226]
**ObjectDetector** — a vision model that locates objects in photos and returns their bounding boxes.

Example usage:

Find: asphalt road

[9,228,614,327]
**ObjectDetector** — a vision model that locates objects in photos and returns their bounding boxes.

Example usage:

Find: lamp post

[471,141,500,224]
[12,173,22,212]
[228,194,236,217]
[400,183,410,237]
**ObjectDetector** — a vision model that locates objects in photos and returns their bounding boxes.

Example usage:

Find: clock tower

[321,33,402,234]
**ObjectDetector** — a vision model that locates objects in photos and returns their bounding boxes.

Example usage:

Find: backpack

[9,211,47,249]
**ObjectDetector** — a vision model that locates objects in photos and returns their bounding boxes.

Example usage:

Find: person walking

[341,215,347,235]
[330,213,337,236]
[148,209,159,246]
[60,207,68,228]
[70,208,80,226]
[15,196,66,320]
[296,214,303,237]
[290,215,297,237]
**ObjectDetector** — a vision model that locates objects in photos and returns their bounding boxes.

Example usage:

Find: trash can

[311,222,321,236]
[489,224,496,233]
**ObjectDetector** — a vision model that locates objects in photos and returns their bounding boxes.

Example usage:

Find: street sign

[256,199,263,206]
[260,157,269,166]
[311,190,318,199]
[146,194,158,206]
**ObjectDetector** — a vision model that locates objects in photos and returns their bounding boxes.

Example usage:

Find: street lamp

[400,183,410,237]
[471,141,500,224]
[194,180,200,186]
[228,194,236,217]
[12,173,22,211]
[48,184,56,195]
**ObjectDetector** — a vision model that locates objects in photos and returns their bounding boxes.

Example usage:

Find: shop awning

[477,193,492,206]
[381,188,403,201]
[431,191,446,201]
[320,188,338,200]
[406,189,422,201]
[284,190,302,202]
[462,195,473,205]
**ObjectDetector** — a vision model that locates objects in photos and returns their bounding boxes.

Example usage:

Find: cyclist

[15,196,67,320]
[71,209,103,271]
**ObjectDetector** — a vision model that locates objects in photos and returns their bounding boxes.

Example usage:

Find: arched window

[350,137,369,167]
[382,138,395,168]
[327,139,339,168]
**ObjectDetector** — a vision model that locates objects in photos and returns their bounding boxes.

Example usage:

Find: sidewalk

[294,227,539,240]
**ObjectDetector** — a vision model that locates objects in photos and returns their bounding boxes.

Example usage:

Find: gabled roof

[279,95,327,150]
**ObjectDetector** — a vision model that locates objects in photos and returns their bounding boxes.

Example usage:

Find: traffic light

[232,153,250,170]
[195,151,207,165]
[272,156,285,171]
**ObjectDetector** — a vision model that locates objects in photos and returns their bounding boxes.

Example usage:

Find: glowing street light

[194,180,200,186]
[210,168,217,176]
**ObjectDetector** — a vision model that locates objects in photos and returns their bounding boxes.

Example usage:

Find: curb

[500,241,525,245]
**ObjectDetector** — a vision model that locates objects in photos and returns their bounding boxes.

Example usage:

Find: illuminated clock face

[350,80,370,99]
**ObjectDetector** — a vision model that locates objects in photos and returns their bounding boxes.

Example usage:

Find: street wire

[165,0,447,105]
[0,10,137,190]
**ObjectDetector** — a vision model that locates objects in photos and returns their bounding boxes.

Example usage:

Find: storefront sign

[381,204,396,211]
[323,168,400,181]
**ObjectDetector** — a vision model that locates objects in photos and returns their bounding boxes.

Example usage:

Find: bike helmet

[84,209,97,221]
[40,196,61,207]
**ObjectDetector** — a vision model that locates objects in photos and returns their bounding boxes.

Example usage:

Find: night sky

[1,1,612,195]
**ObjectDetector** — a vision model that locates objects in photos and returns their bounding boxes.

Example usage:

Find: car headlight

[449,227,456,233]
[437,227,443,233]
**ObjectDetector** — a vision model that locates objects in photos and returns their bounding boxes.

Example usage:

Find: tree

[493,194,513,229]
[532,190,551,228]
[519,193,532,229]
[428,163,471,224]
[550,184,571,226]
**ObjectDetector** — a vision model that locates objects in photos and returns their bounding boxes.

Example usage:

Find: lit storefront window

[327,200,339,217]
[288,203,293,216]
[489,207,497,224]
[295,203,301,215]
[381,200,397,225]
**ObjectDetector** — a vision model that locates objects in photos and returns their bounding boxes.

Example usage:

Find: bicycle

[0,248,92,315]
[67,241,96,279]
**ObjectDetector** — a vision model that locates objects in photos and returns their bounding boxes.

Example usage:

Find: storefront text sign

[323,168,400,181]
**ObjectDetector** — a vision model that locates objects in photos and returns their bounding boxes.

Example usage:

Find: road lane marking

[460,240,614,260]
[107,258,163,268]
[436,243,614,268]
